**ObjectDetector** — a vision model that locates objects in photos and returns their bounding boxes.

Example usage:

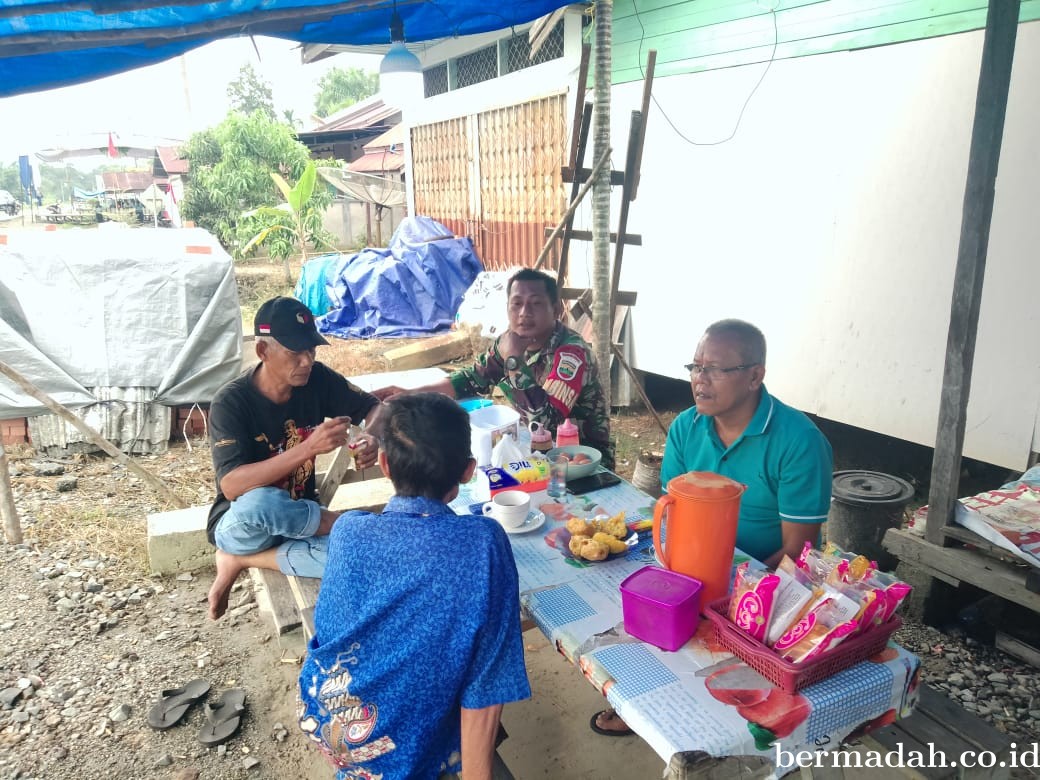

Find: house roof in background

[313,96,401,133]
[156,146,189,175]
[346,150,404,173]
[101,171,155,192]
[363,124,405,151]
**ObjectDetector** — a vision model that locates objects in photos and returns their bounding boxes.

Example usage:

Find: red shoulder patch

[543,345,586,415]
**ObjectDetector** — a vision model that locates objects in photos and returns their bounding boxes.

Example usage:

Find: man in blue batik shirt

[299,393,531,779]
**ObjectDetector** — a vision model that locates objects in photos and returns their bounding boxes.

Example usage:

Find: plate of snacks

[544,511,638,562]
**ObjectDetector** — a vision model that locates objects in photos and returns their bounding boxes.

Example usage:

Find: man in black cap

[205,296,383,620]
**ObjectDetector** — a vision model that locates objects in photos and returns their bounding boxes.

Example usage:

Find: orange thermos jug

[653,472,746,608]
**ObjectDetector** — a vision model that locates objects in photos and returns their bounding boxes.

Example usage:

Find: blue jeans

[213,487,329,578]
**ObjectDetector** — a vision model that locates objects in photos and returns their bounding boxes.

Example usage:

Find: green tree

[314,67,379,118]
[227,64,276,121]
[0,162,19,194]
[179,111,333,262]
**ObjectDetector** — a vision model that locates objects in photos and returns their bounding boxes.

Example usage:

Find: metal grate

[455,44,499,88]
[423,64,449,98]
[507,19,565,73]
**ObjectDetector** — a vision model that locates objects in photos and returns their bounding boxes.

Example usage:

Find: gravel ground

[0,449,328,780]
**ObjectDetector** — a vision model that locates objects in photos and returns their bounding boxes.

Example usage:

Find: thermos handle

[653,494,673,568]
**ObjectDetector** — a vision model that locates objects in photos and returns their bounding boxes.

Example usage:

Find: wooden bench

[250,467,395,638]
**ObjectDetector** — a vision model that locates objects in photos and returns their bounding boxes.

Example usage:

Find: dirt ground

[2,257,1036,780]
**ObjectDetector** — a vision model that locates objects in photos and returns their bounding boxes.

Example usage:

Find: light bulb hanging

[379,0,422,110]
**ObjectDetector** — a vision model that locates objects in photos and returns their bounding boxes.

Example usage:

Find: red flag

[107,132,118,159]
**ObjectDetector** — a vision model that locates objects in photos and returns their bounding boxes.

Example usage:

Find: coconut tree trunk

[592,0,613,411]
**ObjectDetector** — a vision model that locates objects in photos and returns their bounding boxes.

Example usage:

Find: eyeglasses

[684,363,757,380]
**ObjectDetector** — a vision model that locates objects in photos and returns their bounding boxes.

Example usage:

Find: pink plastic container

[620,566,703,651]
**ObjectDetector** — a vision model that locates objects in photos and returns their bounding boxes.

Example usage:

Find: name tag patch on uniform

[544,345,585,413]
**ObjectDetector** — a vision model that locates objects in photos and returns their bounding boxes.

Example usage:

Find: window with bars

[423,64,448,98]
[455,44,499,89]
[506,19,565,73]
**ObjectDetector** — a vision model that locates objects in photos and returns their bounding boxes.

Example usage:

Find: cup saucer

[502,510,546,535]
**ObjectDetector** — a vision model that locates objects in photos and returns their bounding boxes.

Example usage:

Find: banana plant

[242,161,331,283]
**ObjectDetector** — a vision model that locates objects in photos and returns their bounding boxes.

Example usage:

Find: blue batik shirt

[298,495,531,779]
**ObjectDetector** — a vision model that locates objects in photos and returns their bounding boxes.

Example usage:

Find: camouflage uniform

[450,323,614,469]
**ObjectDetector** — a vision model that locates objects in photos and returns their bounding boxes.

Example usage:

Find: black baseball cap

[254,297,329,352]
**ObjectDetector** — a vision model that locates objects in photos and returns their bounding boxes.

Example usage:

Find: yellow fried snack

[569,534,591,557]
[567,517,594,536]
[592,531,628,555]
[579,539,609,561]
[601,511,628,539]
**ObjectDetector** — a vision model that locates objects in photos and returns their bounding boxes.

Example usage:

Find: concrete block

[147,504,213,575]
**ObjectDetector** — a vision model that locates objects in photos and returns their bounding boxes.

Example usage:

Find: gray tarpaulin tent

[0,227,242,452]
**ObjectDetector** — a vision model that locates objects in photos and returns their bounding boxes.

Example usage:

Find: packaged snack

[728,562,780,643]
[764,556,818,646]
[864,570,913,622]
[774,598,859,664]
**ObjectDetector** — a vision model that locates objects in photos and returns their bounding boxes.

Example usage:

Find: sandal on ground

[147,679,211,730]
[197,688,247,747]
[589,709,634,737]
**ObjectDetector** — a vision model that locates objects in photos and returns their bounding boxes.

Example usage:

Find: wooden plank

[288,575,321,641]
[884,529,1040,612]
[942,525,1025,565]
[609,110,644,316]
[560,166,626,186]
[547,227,642,245]
[318,445,354,507]
[250,568,302,634]
[328,477,395,514]
[561,287,637,307]
[382,330,473,371]
[925,0,1020,545]
[917,685,1014,755]
[995,630,1040,668]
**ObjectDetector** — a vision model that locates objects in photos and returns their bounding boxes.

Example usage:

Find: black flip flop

[147,679,211,730]
[589,709,634,737]
[197,688,247,747]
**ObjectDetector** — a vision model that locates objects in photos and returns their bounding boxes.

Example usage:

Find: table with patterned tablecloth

[451,472,920,776]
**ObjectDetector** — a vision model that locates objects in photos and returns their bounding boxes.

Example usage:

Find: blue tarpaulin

[0,1,573,98]
[293,253,339,317]
[317,216,482,339]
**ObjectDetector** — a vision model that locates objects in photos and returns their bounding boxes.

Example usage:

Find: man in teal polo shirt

[591,319,832,737]
[660,318,832,566]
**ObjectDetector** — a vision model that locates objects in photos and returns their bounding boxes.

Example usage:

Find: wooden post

[533,148,611,271]
[925,0,1020,546]
[0,444,21,544]
[0,361,187,509]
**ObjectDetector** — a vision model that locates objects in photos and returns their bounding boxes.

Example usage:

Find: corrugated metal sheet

[313,95,401,132]
[363,124,406,150]
[347,151,405,173]
[100,171,155,192]
[410,94,567,272]
[27,387,171,456]
[156,146,189,174]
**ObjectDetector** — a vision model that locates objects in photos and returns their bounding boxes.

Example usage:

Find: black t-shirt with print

[206,362,379,544]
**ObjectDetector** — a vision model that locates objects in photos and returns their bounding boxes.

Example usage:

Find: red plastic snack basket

[704,597,902,693]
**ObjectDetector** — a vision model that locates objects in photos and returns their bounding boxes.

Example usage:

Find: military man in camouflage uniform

[374,268,614,469]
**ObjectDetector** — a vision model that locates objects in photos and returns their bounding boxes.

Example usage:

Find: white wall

[578,23,1040,469]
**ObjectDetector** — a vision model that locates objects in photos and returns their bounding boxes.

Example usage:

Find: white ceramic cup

[482,490,530,529]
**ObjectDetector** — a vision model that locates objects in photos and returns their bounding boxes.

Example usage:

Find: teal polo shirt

[660,386,833,563]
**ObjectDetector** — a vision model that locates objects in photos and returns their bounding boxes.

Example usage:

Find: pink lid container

[620,566,703,652]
